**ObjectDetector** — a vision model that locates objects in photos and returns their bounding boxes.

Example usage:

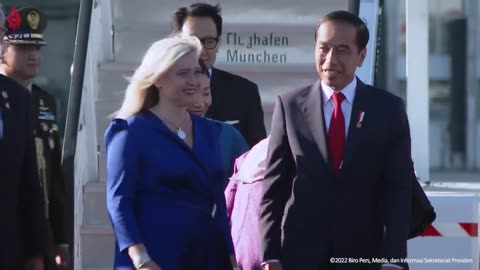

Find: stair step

[112,0,346,26]
[113,25,170,63]
[94,101,122,185]
[112,24,318,66]
[81,225,115,268]
[97,64,131,102]
[113,0,180,26]
[83,183,110,226]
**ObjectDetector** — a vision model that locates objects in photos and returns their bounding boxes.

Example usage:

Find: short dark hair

[172,3,223,37]
[198,59,210,78]
[315,10,369,50]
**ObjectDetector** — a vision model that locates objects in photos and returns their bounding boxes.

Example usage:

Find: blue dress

[105,110,233,270]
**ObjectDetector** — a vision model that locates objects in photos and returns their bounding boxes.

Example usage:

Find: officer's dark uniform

[4,7,69,269]
[0,73,50,269]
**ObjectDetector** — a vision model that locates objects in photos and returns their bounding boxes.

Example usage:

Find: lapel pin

[1,91,7,99]
[356,111,365,128]
[5,102,10,110]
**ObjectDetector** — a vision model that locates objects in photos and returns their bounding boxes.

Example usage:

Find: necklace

[177,126,187,140]
[175,113,188,140]
[159,111,188,140]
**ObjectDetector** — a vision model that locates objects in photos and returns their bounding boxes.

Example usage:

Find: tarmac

[425,170,480,192]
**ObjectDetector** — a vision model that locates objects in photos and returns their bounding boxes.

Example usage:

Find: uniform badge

[27,10,40,30]
[39,111,55,120]
[48,136,55,150]
[1,91,7,99]
[6,7,21,31]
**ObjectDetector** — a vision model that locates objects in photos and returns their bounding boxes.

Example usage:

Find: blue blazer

[105,110,233,270]
[216,121,249,185]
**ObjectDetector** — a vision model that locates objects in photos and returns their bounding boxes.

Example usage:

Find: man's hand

[25,256,44,270]
[55,245,71,269]
[139,261,162,270]
[262,261,284,270]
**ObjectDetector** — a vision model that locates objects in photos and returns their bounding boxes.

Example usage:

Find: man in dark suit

[172,3,267,146]
[259,11,412,270]
[2,7,70,269]
[0,10,49,269]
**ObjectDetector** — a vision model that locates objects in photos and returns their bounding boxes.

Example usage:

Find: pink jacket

[225,138,269,270]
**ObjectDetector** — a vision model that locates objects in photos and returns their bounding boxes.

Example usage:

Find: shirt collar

[321,77,357,105]
[25,81,33,91]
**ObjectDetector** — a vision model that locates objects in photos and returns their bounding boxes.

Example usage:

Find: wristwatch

[131,251,152,269]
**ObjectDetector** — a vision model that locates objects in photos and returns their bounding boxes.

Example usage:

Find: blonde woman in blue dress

[105,35,235,270]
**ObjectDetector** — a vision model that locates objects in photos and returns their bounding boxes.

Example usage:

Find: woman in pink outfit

[225,137,269,270]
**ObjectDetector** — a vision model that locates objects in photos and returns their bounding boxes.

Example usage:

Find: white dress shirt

[321,78,356,137]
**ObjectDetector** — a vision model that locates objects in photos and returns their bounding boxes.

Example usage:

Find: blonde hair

[115,35,202,119]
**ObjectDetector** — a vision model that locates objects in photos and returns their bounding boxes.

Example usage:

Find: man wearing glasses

[173,3,267,147]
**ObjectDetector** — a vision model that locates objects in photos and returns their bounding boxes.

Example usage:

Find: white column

[385,0,400,96]
[466,0,478,169]
[356,0,379,84]
[406,0,429,181]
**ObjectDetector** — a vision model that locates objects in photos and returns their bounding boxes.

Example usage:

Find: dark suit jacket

[0,74,49,267]
[32,85,69,248]
[206,67,266,146]
[259,79,412,270]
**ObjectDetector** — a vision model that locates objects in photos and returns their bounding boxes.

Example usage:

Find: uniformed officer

[1,6,70,269]
[0,8,49,270]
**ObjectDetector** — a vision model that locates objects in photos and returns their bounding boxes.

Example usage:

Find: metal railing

[61,0,93,268]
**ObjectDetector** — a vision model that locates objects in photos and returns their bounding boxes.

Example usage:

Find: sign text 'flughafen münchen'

[225,32,288,64]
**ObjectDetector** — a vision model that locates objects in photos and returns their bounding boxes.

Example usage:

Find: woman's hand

[230,254,238,267]
[128,244,160,269]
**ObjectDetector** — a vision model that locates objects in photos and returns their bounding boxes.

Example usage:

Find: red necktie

[328,92,346,175]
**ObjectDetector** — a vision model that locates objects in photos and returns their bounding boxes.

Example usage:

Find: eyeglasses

[199,37,219,49]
